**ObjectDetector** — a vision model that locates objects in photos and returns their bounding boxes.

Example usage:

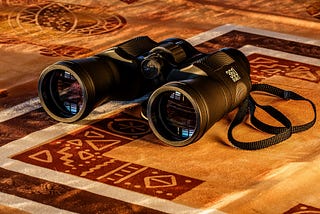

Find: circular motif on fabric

[8,2,126,36]
[107,118,151,137]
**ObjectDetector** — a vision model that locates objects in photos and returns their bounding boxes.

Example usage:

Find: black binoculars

[38,36,252,146]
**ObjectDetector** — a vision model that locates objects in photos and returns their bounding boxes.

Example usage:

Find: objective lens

[148,75,239,147]
[147,82,206,146]
[54,70,84,115]
[163,91,196,139]
[38,66,88,122]
[39,55,125,123]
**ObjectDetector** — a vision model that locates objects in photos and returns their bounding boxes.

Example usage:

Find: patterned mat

[1,24,320,214]
[1,1,320,214]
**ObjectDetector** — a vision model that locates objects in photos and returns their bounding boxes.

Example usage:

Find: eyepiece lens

[151,90,197,141]
[141,56,162,79]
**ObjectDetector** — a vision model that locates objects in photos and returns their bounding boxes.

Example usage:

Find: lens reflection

[54,70,83,115]
[159,91,196,140]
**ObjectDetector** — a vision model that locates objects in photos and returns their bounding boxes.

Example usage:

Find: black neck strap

[228,84,317,150]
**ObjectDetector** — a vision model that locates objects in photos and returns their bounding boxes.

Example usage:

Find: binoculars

[38,36,252,146]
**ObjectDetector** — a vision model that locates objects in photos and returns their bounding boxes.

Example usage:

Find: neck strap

[228,84,317,150]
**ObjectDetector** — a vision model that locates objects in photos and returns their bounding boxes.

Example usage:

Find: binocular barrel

[147,48,251,146]
[38,36,251,146]
[38,36,197,122]
[38,54,147,122]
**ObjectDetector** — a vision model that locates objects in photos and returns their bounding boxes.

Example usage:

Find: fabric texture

[0,1,320,213]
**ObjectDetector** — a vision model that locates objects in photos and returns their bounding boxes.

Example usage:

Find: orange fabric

[0,1,320,213]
